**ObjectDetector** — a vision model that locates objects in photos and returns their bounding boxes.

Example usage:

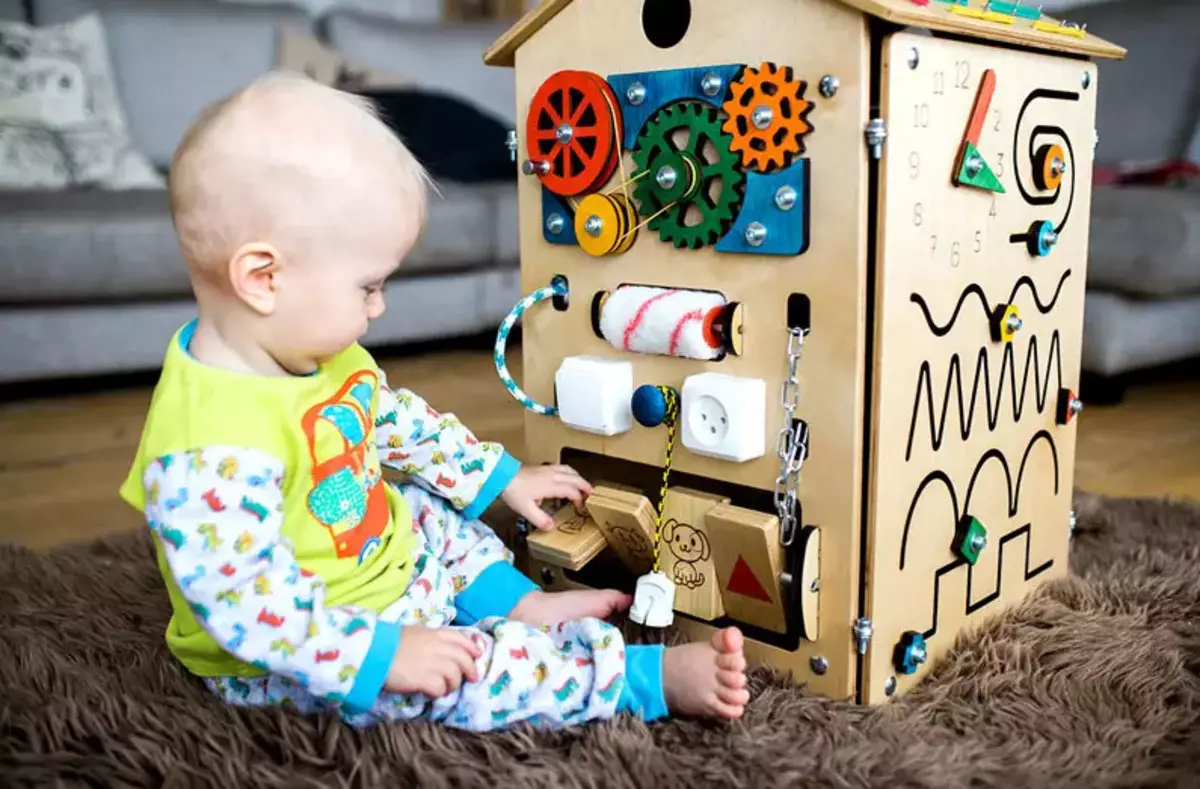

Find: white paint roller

[595,285,740,361]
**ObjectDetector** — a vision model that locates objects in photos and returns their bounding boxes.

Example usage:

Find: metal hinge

[506,129,518,162]
[853,616,873,654]
[864,118,887,160]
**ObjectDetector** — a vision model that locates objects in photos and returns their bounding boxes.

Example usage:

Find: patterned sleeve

[373,369,520,520]
[141,446,401,711]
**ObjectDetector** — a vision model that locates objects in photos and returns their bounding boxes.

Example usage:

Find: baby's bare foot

[662,627,749,719]
[508,589,632,627]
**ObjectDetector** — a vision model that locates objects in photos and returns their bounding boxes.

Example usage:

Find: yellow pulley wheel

[576,193,622,257]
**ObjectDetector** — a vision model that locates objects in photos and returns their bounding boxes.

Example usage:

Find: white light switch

[554,356,634,436]
[680,372,766,462]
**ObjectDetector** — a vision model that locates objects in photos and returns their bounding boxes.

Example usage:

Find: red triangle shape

[727,555,773,603]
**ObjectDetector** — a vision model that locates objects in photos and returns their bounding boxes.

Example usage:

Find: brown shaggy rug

[2,491,1198,788]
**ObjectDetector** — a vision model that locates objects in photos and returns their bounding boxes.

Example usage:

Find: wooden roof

[484,0,1125,67]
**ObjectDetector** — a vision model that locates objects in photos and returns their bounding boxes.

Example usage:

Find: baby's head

[169,71,432,373]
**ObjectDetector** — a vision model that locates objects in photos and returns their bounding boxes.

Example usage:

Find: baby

[119,71,749,732]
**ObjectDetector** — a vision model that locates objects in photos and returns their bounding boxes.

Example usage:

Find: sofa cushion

[0,0,24,21]
[1082,289,1200,376]
[321,10,515,126]
[33,0,314,169]
[0,181,513,304]
[1087,186,1200,298]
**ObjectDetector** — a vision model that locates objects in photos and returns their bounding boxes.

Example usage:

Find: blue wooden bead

[632,385,669,427]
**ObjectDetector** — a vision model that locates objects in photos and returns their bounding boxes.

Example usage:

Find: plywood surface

[511,0,871,699]
[862,31,1097,703]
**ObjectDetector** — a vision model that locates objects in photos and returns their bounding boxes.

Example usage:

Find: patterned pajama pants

[206,484,656,731]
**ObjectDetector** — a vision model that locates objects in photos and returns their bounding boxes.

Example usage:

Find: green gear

[631,102,745,249]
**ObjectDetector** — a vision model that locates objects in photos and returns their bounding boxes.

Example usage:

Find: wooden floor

[1,345,1197,550]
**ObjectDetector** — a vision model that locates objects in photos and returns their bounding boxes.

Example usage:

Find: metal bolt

[1082,71,1091,89]
[966,152,984,177]
[819,74,840,98]
[1070,397,1084,416]
[865,118,887,160]
[655,165,678,190]
[1069,509,1077,535]
[970,532,987,554]
[774,185,797,211]
[779,571,794,587]
[584,216,603,237]
[522,159,551,176]
[810,655,829,675]
[545,212,565,235]
[1052,157,1067,176]
[506,130,517,161]
[744,222,768,247]
[1044,228,1059,247]
[700,72,724,97]
[626,81,646,106]
[854,616,873,655]
[752,105,774,130]
[908,46,920,69]
[1006,315,1023,334]
[556,123,574,144]
[885,676,897,696]
[810,578,820,593]
[912,642,928,665]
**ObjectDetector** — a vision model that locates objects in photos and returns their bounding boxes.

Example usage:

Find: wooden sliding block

[660,487,729,622]
[585,486,657,575]
[526,503,607,571]
[705,504,788,634]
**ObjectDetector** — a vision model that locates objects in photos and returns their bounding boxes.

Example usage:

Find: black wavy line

[899,430,1059,570]
[911,270,1072,337]
[906,331,1063,461]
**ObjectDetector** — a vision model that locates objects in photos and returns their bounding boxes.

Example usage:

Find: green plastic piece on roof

[955,142,1006,193]
[984,1,1042,20]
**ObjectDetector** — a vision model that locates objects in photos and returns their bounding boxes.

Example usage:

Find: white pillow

[0,12,164,190]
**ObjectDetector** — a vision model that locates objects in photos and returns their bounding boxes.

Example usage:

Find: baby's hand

[501,464,593,530]
[384,627,483,698]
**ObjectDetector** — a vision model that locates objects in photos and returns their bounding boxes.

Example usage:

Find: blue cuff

[453,560,539,626]
[617,643,668,722]
[343,620,402,712]
[461,451,521,520]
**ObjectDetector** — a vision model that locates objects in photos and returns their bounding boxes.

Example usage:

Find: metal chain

[774,326,810,546]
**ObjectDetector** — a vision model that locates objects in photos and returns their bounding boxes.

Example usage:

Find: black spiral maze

[1008,88,1080,245]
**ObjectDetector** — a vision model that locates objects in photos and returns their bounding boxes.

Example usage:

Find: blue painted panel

[714,158,810,257]
[606,64,744,150]
[542,187,577,246]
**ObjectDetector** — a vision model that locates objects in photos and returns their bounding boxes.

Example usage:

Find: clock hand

[953,68,1006,193]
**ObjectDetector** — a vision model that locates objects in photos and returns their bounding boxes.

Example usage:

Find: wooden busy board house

[482,0,1125,704]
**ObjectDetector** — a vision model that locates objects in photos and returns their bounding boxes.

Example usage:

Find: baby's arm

[373,369,519,520]
[140,446,399,711]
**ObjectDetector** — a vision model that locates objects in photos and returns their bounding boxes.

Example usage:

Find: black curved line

[1031,125,1077,235]
[963,449,1015,519]
[1015,429,1060,512]
[898,429,1061,571]
[911,270,1072,336]
[1013,89,1079,207]
[906,331,1063,461]
[922,523,1054,640]
[899,472,959,571]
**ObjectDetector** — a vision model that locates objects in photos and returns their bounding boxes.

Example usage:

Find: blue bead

[631,385,668,428]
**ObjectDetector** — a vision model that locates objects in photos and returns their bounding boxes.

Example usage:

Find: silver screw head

[1006,315,1023,333]
[1070,397,1084,415]
[522,159,550,176]
[1052,157,1067,175]
[627,81,646,106]
[908,46,920,69]
[966,152,984,177]
[655,165,678,190]
[810,655,829,675]
[912,643,928,664]
[556,123,574,144]
[1044,228,1059,247]
[885,676,897,696]
[1069,510,1078,534]
[970,532,987,553]
[1082,71,1092,89]
[819,74,840,98]
[744,222,768,246]
[700,72,723,97]
[506,129,517,161]
[774,185,797,211]
[545,212,565,235]
[752,105,774,130]
[584,215,603,237]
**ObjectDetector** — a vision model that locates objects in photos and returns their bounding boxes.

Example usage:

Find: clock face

[865,31,1098,705]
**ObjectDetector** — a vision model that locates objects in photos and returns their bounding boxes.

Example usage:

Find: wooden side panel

[863,31,1097,704]
[510,0,870,699]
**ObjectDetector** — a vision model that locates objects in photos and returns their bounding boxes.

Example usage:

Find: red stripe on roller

[669,309,704,356]
[622,289,676,350]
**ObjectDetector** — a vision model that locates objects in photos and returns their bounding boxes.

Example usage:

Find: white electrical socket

[554,355,634,436]
[680,372,766,462]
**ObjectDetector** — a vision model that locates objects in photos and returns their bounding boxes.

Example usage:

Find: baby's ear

[229,243,282,315]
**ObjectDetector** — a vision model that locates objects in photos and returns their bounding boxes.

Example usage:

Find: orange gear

[721,62,815,173]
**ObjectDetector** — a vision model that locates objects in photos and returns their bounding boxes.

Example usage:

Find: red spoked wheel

[525,70,623,197]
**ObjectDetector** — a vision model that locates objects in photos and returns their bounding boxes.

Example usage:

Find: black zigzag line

[899,430,1058,571]
[906,331,1063,461]
[910,270,1071,337]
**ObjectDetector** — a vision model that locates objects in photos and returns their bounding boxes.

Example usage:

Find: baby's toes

[717,668,747,690]
[717,685,751,708]
[717,651,746,673]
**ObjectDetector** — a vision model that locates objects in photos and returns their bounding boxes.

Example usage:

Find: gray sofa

[0,0,521,384]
